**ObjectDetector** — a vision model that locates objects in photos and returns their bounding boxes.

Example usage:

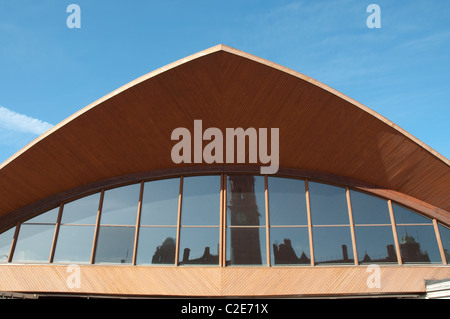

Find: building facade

[0,45,449,298]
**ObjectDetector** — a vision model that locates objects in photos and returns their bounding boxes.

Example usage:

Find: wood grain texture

[0,264,449,297]
[0,44,448,230]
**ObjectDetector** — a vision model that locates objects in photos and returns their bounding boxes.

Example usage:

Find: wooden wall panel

[0,265,222,296]
[0,265,449,297]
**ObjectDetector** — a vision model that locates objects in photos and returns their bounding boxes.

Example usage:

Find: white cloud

[0,106,53,136]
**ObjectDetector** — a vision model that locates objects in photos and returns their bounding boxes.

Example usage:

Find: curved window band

[0,174,448,266]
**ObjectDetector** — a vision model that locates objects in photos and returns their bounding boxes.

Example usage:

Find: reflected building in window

[399,232,430,263]
[360,244,397,263]
[180,246,219,265]
[361,245,397,264]
[178,176,221,266]
[152,237,176,264]
[273,238,310,265]
[315,244,353,265]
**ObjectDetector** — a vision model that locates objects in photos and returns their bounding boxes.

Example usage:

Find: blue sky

[0,0,449,164]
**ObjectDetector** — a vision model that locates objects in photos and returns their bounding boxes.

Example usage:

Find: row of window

[0,175,449,266]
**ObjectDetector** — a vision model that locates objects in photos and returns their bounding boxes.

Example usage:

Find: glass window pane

[227,175,266,226]
[393,204,431,224]
[226,227,266,266]
[53,225,95,263]
[95,226,135,264]
[181,175,220,226]
[101,184,140,225]
[397,225,441,263]
[25,207,59,224]
[309,182,349,225]
[312,226,353,264]
[0,227,15,263]
[268,177,307,226]
[438,224,450,263]
[141,178,179,226]
[350,190,391,225]
[179,227,219,265]
[62,192,101,224]
[136,227,177,265]
[271,227,310,265]
[13,224,55,262]
[355,226,397,264]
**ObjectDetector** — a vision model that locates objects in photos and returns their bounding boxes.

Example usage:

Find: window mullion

[49,204,64,263]
[7,222,21,263]
[219,173,226,267]
[388,199,402,265]
[175,176,183,266]
[433,219,447,265]
[346,187,358,266]
[132,181,144,265]
[264,175,270,267]
[305,179,314,266]
[90,189,104,264]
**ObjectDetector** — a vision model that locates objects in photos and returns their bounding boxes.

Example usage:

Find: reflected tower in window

[393,204,441,264]
[227,175,263,265]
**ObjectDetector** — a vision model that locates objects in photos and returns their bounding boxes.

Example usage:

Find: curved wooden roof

[0,44,449,223]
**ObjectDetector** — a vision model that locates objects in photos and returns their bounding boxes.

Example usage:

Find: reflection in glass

[53,225,95,263]
[5,174,450,268]
[179,227,219,265]
[438,224,450,263]
[94,184,139,264]
[313,227,353,264]
[0,227,15,263]
[54,192,100,263]
[309,182,349,225]
[226,227,266,266]
[227,175,265,266]
[26,207,59,224]
[182,176,220,226]
[61,192,100,224]
[141,178,179,226]
[101,184,140,225]
[271,227,310,265]
[13,224,55,262]
[95,226,135,264]
[136,227,177,265]
[350,190,391,225]
[227,175,265,226]
[355,226,397,264]
[268,177,307,226]
[396,225,441,263]
[13,207,58,263]
[393,204,431,224]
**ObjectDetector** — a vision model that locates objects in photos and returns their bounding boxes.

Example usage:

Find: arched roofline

[2,44,448,170]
